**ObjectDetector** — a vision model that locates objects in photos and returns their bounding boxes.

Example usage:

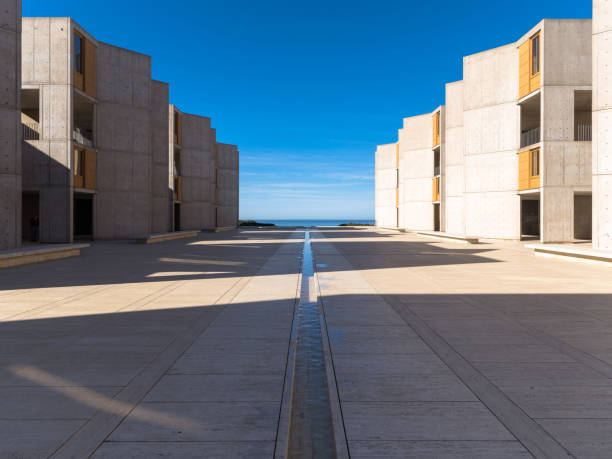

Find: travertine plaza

[3,1,612,459]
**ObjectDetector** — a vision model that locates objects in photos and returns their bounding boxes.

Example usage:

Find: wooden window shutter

[518,41,530,99]
[84,39,97,98]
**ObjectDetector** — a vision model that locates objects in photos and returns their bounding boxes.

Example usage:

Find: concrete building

[169,105,217,232]
[20,18,171,242]
[374,142,398,228]
[398,113,435,231]
[216,142,239,228]
[377,20,593,243]
[0,0,21,250]
[593,1,612,251]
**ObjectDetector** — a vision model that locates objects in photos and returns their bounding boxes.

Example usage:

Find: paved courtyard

[1,227,612,458]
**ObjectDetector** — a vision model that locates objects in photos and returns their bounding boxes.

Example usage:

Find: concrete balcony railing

[575,124,592,141]
[520,126,541,148]
[22,120,40,141]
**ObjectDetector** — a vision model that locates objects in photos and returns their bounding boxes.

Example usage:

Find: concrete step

[0,243,89,268]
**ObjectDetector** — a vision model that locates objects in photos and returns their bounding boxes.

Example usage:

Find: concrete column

[593,0,612,250]
[0,0,22,249]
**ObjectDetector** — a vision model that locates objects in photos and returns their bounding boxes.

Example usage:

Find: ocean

[245,219,374,227]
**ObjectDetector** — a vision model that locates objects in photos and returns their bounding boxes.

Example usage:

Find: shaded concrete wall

[444,81,465,236]
[463,43,521,239]
[95,43,152,239]
[374,142,397,228]
[0,0,21,249]
[180,112,216,230]
[593,1,612,250]
[21,17,73,243]
[216,142,239,228]
[151,80,170,233]
[398,114,433,231]
[539,20,592,242]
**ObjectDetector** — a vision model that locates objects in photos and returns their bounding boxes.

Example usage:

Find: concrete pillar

[593,0,612,250]
[0,0,21,249]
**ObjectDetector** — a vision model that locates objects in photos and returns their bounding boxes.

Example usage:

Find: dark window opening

[75,33,83,74]
[174,203,181,231]
[574,90,592,141]
[22,192,40,243]
[433,149,441,177]
[574,194,592,240]
[433,203,440,232]
[521,198,540,238]
[74,193,93,239]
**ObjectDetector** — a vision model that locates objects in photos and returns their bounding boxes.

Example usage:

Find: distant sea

[249,219,375,227]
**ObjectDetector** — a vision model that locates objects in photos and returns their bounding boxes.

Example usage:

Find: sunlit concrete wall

[444,81,465,236]
[463,43,521,239]
[374,142,398,228]
[95,43,153,239]
[216,142,239,228]
[398,114,434,231]
[151,80,171,233]
[180,112,216,230]
[538,20,592,242]
[21,17,74,243]
[593,1,612,250]
[0,0,21,249]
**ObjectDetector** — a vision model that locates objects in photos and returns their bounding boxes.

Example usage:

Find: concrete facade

[0,0,21,250]
[377,20,593,243]
[593,1,612,250]
[374,142,398,228]
[151,81,171,233]
[463,43,521,240]
[170,106,217,232]
[398,113,434,231]
[444,81,466,236]
[216,142,239,228]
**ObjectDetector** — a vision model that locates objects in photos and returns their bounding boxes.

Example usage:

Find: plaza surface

[1,227,612,458]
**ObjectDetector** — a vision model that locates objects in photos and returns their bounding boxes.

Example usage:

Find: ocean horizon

[241,219,375,227]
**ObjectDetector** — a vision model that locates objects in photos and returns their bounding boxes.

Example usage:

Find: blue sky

[24,0,591,220]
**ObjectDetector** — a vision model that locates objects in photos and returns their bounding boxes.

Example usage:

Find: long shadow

[0,227,501,291]
[1,292,612,458]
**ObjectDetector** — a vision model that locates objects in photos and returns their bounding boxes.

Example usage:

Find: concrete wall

[180,112,216,230]
[151,80,170,233]
[374,142,397,228]
[463,43,521,239]
[593,1,612,250]
[398,114,434,231]
[444,81,466,236]
[216,142,239,228]
[0,0,21,249]
[540,20,593,242]
[21,17,73,243]
[95,43,153,239]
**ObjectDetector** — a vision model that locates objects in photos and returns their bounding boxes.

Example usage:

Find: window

[74,149,84,176]
[74,34,83,74]
[531,34,540,75]
[531,149,540,177]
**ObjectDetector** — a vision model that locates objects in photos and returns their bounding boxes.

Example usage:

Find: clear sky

[24,0,591,220]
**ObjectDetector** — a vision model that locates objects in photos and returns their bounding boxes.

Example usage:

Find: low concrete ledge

[135,231,199,244]
[417,231,479,244]
[0,244,89,269]
[526,244,612,265]
[214,226,236,233]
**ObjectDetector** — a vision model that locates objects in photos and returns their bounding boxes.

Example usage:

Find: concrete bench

[214,226,236,233]
[0,243,89,269]
[135,231,199,244]
[417,231,479,244]
[525,243,612,265]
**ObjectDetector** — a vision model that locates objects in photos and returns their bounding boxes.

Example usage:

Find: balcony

[575,124,592,142]
[73,127,94,148]
[22,119,40,141]
[520,126,541,149]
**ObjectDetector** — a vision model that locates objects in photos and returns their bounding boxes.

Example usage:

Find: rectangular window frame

[74,148,84,177]
[74,33,83,74]
[531,149,540,177]
[531,33,540,76]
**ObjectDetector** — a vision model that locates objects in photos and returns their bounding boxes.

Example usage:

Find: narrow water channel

[287,230,337,458]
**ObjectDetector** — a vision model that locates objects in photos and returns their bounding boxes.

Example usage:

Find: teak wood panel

[84,38,96,98]
[432,176,440,202]
[518,149,540,191]
[84,150,96,189]
[518,32,541,99]
[432,112,440,147]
